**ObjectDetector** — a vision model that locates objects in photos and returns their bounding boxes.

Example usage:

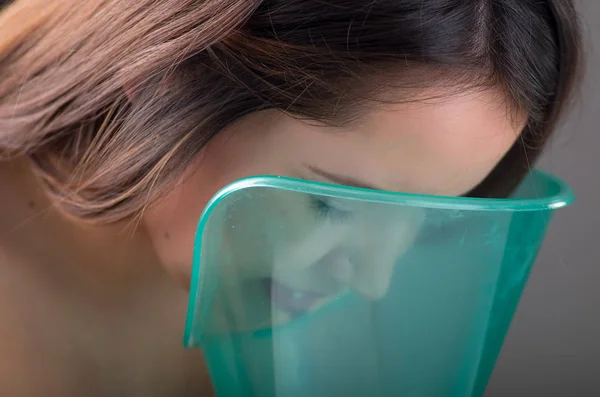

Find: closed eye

[309,196,353,223]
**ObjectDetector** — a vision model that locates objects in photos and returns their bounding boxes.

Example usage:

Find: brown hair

[0,0,582,223]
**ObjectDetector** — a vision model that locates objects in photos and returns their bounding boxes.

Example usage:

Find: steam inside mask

[184,172,573,397]
[211,189,424,333]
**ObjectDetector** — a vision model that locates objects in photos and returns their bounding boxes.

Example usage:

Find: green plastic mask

[184,169,573,397]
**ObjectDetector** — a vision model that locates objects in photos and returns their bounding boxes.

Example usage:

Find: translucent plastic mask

[183,170,573,397]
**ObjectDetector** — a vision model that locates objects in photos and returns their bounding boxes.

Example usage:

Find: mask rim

[183,168,573,347]
[202,169,573,212]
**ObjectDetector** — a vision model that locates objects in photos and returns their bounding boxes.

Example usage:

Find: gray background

[486,1,599,395]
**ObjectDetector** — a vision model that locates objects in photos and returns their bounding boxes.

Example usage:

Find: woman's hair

[0,0,582,223]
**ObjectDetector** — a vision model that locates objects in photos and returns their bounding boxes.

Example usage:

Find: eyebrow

[305,165,381,191]
[306,165,473,197]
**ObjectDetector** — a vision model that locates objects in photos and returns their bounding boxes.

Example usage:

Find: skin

[0,87,524,396]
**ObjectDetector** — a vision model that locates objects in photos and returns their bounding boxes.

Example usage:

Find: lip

[263,277,329,317]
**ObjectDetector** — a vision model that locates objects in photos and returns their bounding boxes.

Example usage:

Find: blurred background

[486,1,599,395]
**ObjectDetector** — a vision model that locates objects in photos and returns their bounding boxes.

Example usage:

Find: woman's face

[143,88,524,327]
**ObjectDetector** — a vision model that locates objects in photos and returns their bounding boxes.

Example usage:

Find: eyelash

[309,197,353,222]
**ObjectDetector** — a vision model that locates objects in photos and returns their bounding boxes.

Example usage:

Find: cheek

[143,170,222,287]
[143,195,200,287]
[223,192,321,278]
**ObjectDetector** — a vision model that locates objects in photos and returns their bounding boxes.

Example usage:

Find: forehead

[269,88,523,196]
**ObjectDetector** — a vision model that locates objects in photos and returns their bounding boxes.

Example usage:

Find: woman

[0,0,582,396]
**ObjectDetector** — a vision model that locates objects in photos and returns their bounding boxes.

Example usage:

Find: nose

[315,243,405,301]
[347,249,396,300]
[346,211,424,300]
[313,242,401,300]
[328,253,355,283]
[272,208,423,301]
